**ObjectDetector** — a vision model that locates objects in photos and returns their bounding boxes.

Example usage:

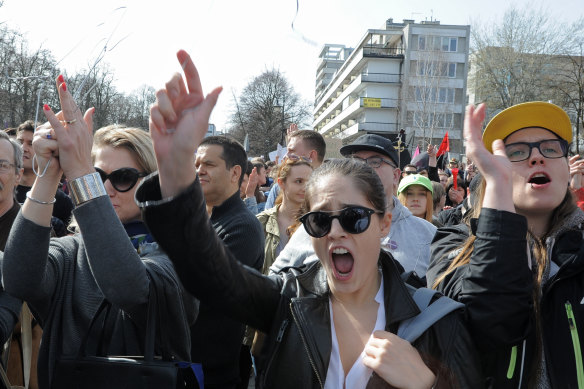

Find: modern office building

[313,18,471,157]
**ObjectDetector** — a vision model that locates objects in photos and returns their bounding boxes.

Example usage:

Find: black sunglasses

[299,206,383,238]
[94,167,148,192]
[505,139,569,162]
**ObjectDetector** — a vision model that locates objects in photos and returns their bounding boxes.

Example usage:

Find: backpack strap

[397,288,464,343]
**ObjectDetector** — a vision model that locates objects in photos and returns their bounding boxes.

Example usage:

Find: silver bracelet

[69,172,107,206]
[25,191,56,205]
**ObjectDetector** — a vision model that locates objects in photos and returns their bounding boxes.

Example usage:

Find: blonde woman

[397,174,434,223]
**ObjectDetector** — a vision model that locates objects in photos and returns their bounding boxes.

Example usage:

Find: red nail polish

[62,83,67,92]
[43,104,50,111]
[57,74,64,83]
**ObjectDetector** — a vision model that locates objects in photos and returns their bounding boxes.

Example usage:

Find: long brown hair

[432,181,577,387]
[398,185,434,223]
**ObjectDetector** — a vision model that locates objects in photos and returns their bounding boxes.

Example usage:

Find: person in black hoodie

[427,101,583,388]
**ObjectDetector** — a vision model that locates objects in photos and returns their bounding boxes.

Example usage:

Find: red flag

[436,132,449,157]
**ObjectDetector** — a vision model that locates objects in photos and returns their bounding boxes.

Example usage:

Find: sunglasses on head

[285,154,312,164]
[94,167,148,192]
[299,206,383,238]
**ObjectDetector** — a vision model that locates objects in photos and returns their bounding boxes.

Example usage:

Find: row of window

[413,111,454,128]
[417,61,457,78]
[414,87,456,103]
[418,36,458,52]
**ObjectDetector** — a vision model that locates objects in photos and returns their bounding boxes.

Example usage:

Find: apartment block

[313,18,471,158]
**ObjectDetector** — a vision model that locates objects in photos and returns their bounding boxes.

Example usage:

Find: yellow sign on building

[362,98,381,108]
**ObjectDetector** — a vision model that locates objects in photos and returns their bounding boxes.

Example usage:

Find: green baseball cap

[398,174,433,195]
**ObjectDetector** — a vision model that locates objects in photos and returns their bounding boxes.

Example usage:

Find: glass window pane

[419,36,426,50]
[448,63,456,77]
[448,88,455,103]
[450,38,457,52]
[442,37,449,51]
[439,88,447,103]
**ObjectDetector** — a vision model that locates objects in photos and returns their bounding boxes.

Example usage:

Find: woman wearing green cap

[397,174,434,224]
[427,101,582,388]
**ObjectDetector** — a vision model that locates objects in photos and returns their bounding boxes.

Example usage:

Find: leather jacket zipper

[291,305,324,388]
[565,301,584,389]
[260,319,289,387]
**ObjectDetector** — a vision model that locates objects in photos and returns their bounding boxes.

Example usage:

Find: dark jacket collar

[294,250,420,330]
[210,190,244,220]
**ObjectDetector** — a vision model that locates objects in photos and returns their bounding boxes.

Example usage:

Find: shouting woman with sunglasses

[2,77,198,388]
[135,49,481,388]
[427,102,583,388]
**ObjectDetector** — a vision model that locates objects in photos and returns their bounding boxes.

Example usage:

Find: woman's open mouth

[331,247,354,281]
[528,172,551,188]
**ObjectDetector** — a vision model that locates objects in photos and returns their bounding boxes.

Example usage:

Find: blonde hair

[92,125,157,174]
[398,184,434,223]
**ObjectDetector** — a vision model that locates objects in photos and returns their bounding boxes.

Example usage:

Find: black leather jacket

[428,208,584,388]
[136,174,482,389]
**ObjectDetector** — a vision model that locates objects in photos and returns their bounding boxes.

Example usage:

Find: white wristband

[69,172,107,206]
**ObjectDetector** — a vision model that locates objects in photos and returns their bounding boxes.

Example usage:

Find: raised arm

[149,50,222,198]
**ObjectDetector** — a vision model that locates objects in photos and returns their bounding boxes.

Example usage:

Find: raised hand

[463,103,514,212]
[570,155,584,191]
[42,75,95,181]
[245,167,259,199]
[363,330,435,388]
[149,50,222,197]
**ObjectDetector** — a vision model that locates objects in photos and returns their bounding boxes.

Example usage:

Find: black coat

[136,174,482,389]
[428,207,584,388]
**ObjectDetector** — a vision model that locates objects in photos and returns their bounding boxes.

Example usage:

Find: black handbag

[50,282,203,389]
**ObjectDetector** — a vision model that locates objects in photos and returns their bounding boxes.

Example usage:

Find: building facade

[313,18,471,158]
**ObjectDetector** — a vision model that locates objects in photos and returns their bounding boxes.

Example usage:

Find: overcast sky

[2,0,583,131]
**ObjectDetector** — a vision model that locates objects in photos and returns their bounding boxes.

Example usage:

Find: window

[419,36,426,50]
[438,88,447,103]
[448,63,456,77]
[441,37,457,52]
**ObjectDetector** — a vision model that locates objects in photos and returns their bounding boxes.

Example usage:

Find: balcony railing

[361,72,401,83]
[362,46,404,58]
[358,122,400,132]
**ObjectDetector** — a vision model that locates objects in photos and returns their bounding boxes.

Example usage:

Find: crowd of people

[0,48,582,389]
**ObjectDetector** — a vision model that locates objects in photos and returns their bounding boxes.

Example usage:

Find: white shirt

[324,275,386,389]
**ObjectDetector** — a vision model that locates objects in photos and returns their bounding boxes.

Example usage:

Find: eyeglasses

[505,139,569,162]
[299,206,383,238]
[285,154,312,164]
[94,167,148,192]
[352,156,396,169]
[0,160,15,173]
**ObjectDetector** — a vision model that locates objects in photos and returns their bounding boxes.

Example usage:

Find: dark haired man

[15,120,73,236]
[193,135,264,389]
[264,129,326,209]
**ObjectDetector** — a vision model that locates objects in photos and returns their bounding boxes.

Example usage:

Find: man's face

[257,167,267,186]
[16,131,34,170]
[351,150,400,198]
[286,137,312,160]
[0,140,21,207]
[195,145,240,207]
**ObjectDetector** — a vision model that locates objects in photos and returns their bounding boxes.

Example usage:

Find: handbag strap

[21,303,32,389]
[143,283,157,362]
[77,299,112,358]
